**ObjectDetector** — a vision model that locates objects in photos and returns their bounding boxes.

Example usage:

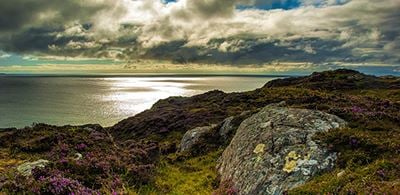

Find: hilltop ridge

[264,69,400,90]
[110,69,400,140]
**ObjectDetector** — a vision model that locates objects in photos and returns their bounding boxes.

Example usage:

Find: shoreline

[0,73,295,78]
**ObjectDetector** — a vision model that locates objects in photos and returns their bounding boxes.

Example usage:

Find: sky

[0,0,399,74]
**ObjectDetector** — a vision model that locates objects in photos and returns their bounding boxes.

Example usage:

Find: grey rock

[179,125,216,153]
[219,116,235,140]
[219,111,253,142]
[83,127,94,132]
[75,153,83,160]
[17,159,49,176]
[218,104,346,195]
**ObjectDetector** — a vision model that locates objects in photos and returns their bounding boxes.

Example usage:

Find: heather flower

[76,143,87,151]
[351,106,364,113]
[59,158,68,164]
[59,143,69,153]
[226,187,238,195]
[349,137,359,147]
[111,176,122,189]
[44,174,98,195]
[214,180,238,195]
[376,169,386,179]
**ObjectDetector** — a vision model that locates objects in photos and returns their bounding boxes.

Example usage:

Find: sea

[0,75,282,128]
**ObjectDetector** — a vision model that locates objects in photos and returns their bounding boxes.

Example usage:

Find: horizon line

[0,72,299,78]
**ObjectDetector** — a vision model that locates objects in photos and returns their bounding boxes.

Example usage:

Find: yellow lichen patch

[283,151,301,173]
[287,151,300,160]
[283,160,297,173]
[253,144,266,154]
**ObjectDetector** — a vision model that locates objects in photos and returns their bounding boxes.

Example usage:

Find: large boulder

[179,125,217,153]
[218,104,346,195]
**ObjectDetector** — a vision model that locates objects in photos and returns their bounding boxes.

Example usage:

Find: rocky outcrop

[179,125,216,153]
[264,69,400,90]
[17,159,49,176]
[218,104,347,195]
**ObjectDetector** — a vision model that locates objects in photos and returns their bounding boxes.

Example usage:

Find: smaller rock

[219,116,234,140]
[75,153,83,160]
[179,125,216,153]
[337,170,345,177]
[219,111,253,142]
[17,159,49,176]
[83,127,94,132]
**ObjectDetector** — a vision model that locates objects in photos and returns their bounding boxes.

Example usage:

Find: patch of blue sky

[237,0,301,10]
[304,0,350,7]
[236,0,350,10]
[162,0,176,4]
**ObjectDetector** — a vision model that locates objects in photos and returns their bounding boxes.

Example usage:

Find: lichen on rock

[283,159,297,173]
[283,151,301,173]
[218,103,347,195]
[253,144,266,154]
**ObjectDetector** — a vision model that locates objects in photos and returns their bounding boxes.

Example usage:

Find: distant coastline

[0,73,296,78]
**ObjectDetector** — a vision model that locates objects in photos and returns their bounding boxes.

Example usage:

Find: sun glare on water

[102,77,201,115]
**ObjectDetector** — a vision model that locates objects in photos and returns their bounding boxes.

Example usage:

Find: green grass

[150,150,222,195]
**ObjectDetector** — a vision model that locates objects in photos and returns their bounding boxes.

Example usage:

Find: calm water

[0,76,280,128]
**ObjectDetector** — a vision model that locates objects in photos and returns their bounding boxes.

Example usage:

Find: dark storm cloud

[4,27,80,52]
[0,0,399,65]
[0,0,118,32]
[142,37,354,64]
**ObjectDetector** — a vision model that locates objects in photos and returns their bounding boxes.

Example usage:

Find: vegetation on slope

[0,124,159,194]
[1,69,399,194]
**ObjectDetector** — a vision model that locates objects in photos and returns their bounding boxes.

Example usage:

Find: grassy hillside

[1,69,399,194]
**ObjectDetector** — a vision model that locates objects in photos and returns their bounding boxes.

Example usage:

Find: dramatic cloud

[0,0,399,66]
[0,0,126,31]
